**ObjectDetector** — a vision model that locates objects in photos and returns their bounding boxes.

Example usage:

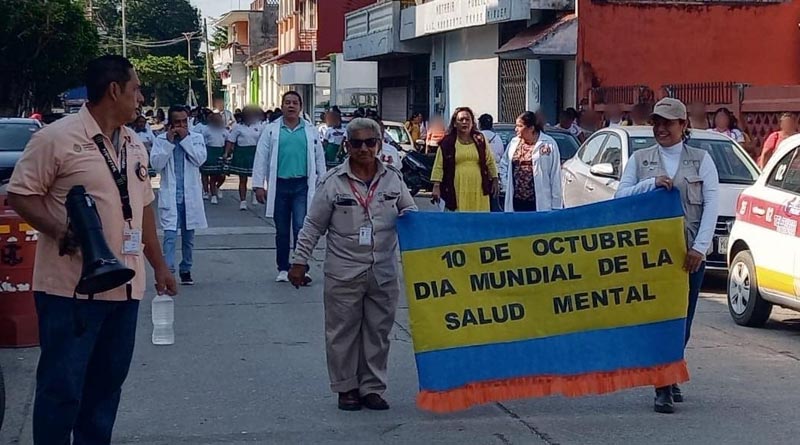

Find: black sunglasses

[348,138,379,149]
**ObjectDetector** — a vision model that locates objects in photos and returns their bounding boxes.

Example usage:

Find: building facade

[344,0,577,124]
[577,0,800,105]
[267,0,377,118]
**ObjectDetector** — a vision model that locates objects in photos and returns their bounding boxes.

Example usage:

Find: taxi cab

[727,134,800,326]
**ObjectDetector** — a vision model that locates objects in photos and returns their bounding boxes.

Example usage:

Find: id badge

[359,225,373,246]
[123,228,142,255]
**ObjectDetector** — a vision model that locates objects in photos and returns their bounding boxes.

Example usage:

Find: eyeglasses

[348,138,379,149]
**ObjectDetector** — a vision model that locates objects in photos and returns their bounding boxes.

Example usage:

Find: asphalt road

[2,190,800,444]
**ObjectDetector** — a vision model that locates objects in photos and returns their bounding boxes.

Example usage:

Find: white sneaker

[252,195,259,206]
[217,190,224,199]
[211,196,218,205]
[276,271,289,282]
[239,201,248,211]
[203,192,209,200]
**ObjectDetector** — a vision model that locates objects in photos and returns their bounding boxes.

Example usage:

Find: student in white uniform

[225,105,265,210]
[323,109,346,168]
[132,115,156,151]
[478,113,505,164]
[615,98,719,415]
[200,112,229,204]
[372,117,400,167]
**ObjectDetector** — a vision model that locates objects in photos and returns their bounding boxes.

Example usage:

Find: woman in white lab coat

[499,111,563,212]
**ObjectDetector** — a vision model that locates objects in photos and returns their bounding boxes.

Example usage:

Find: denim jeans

[162,201,194,274]
[685,262,706,346]
[33,292,139,445]
[274,177,308,271]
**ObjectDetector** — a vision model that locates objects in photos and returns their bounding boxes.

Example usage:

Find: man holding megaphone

[7,55,177,445]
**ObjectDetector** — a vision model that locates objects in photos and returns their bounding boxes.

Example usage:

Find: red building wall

[317,0,375,58]
[577,0,800,102]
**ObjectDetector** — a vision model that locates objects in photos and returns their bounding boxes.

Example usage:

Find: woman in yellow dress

[431,107,499,211]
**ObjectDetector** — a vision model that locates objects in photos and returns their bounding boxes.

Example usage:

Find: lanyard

[348,176,381,217]
[92,133,133,223]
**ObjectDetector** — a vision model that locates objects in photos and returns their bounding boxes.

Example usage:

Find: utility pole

[204,19,213,108]
[183,32,196,107]
[121,0,127,57]
[311,39,316,119]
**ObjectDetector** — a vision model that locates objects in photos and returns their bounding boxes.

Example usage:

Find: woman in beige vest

[615,98,720,415]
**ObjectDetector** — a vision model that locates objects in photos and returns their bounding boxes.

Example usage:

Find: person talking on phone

[6,55,177,444]
[151,106,208,286]
[287,118,416,411]
[615,98,719,414]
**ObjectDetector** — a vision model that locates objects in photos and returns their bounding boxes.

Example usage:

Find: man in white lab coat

[151,105,208,285]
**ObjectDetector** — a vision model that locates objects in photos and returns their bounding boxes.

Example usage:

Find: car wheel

[727,250,772,327]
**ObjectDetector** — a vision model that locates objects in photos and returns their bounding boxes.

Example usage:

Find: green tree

[93,0,201,59]
[0,0,99,114]
[131,55,194,107]
[210,26,229,50]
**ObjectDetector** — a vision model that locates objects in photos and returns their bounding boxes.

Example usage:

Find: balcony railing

[661,82,743,106]
[212,44,250,68]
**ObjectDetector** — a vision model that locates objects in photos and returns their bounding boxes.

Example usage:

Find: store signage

[421,0,514,35]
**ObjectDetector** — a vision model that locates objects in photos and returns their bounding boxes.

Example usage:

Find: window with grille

[499,59,526,123]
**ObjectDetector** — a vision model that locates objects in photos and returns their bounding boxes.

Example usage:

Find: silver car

[561,126,761,270]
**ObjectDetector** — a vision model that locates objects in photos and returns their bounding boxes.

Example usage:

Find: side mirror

[590,163,617,179]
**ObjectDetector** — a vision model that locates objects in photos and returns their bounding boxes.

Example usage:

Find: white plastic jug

[151,294,174,345]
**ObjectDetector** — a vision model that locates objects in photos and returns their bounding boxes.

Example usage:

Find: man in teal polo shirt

[253,91,326,282]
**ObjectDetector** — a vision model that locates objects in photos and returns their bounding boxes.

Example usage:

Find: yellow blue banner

[397,190,690,412]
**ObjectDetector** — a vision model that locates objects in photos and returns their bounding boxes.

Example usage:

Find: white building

[344,0,577,123]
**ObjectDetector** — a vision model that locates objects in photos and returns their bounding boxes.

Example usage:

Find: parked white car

[727,134,800,326]
[383,121,414,153]
[562,126,760,271]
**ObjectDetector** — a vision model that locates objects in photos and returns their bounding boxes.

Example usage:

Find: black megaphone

[66,185,136,295]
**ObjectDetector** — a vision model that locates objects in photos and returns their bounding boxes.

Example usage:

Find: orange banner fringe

[417,360,689,413]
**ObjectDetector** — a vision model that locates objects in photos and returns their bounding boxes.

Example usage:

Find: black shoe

[671,384,683,403]
[179,272,194,286]
[654,386,674,414]
[338,390,362,411]
[361,393,390,410]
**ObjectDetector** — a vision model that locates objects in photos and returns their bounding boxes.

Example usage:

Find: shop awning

[496,14,577,60]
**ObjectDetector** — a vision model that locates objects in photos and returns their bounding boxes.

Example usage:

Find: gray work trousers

[323,269,399,395]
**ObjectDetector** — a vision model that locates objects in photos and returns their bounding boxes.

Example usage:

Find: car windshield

[494,127,580,161]
[0,123,38,152]
[547,132,580,160]
[385,125,411,144]
[629,137,759,185]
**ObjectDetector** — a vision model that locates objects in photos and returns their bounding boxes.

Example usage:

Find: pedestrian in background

[288,117,417,411]
[373,117,400,167]
[605,103,628,128]
[710,107,745,143]
[760,112,798,168]
[478,113,505,163]
[630,102,653,126]
[200,112,229,204]
[615,98,719,414]
[225,105,265,210]
[322,108,346,168]
[132,114,156,151]
[405,111,424,143]
[499,111,563,213]
[151,106,208,285]
[431,107,499,212]
[478,113,505,212]
[425,115,446,153]
[6,54,177,444]
[688,102,709,130]
[252,91,326,283]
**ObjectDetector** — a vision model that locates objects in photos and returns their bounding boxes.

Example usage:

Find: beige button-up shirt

[292,160,417,285]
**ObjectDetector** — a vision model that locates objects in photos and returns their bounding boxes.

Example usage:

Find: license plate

[717,236,729,255]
